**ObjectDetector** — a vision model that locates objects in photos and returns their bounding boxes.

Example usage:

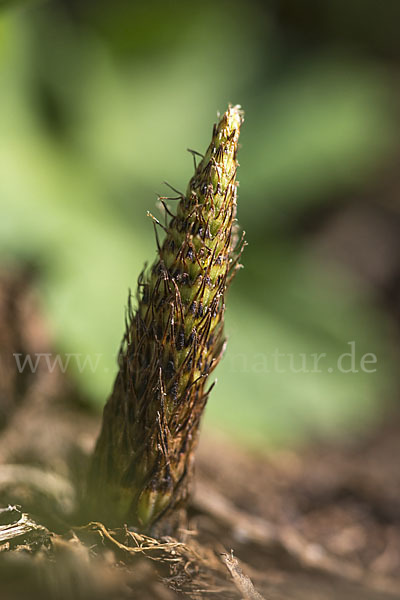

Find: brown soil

[1,269,400,600]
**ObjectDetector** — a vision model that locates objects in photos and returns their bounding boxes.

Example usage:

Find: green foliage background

[1,0,398,446]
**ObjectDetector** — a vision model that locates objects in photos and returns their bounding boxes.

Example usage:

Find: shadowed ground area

[1,270,400,600]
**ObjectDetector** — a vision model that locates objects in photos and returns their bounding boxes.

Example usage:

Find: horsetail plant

[87,105,244,534]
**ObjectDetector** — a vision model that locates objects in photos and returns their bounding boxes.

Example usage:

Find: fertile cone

[87,105,244,533]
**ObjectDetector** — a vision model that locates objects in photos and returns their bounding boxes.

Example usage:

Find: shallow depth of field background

[1,0,400,447]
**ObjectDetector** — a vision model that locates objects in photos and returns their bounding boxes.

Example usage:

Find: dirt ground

[1,269,400,600]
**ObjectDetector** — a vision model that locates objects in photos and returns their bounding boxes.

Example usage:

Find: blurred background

[1,0,400,448]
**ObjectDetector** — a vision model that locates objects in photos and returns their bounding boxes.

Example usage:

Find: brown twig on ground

[222,551,268,600]
[0,511,50,546]
[71,521,238,597]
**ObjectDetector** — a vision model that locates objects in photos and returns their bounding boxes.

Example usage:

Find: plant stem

[87,105,244,534]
